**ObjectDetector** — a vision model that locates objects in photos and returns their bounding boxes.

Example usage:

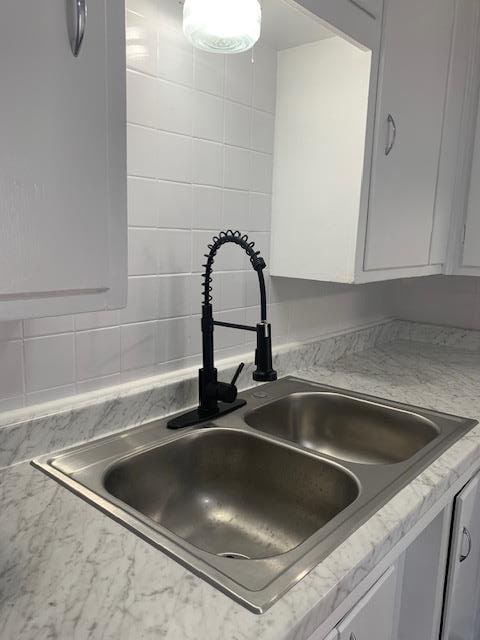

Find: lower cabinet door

[442,472,480,640]
[337,566,397,640]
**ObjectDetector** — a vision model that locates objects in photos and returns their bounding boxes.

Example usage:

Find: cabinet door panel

[364,0,455,270]
[442,472,480,640]
[338,566,397,640]
[350,0,382,19]
[0,0,109,296]
[463,102,480,267]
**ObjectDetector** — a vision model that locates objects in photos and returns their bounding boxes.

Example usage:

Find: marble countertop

[2,338,480,640]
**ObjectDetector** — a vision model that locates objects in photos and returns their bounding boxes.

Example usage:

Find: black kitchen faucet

[167,230,277,429]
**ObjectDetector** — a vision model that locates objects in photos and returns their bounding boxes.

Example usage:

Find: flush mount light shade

[183,0,261,54]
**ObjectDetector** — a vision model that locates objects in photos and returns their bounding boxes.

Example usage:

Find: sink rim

[31,376,478,613]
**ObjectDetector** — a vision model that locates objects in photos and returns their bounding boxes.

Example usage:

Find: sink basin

[33,376,477,613]
[244,392,440,464]
[104,429,359,559]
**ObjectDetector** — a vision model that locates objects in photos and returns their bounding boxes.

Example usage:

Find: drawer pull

[67,0,87,57]
[460,526,472,562]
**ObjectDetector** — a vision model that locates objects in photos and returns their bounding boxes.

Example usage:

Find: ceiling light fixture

[183,0,261,54]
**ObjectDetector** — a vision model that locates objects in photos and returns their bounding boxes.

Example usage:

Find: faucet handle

[231,362,245,387]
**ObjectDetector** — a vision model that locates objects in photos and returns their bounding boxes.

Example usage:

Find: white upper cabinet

[270,0,460,283]
[0,0,127,319]
[364,0,455,271]
[441,0,480,276]
[350,0,382,19]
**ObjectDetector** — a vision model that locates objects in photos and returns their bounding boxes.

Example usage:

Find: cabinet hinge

[462,224,467,244]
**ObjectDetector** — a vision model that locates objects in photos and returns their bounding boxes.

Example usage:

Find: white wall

[0,0,393,412]
[392,276,480,329]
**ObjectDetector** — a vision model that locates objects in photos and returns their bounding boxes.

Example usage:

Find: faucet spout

[167,230,277,430]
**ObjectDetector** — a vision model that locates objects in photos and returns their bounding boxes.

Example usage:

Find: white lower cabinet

[442,472,480,640]
[307,566,397,640]
[337,566,397,640]
[304,470,480,640]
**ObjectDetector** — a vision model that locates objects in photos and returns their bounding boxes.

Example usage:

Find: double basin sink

[33,377,477,612]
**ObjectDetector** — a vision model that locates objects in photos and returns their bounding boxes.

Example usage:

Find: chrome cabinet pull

[460,526,472,562]
[385,113,396,156]
[67,0,87,57]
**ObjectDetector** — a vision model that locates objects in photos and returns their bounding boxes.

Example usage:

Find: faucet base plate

[167,399,247,430]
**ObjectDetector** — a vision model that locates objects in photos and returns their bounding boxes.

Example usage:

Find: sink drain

[218,552,251,560]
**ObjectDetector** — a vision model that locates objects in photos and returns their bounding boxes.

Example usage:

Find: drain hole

[218,551,251,560]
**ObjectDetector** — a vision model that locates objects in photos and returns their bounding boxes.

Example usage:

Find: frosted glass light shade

[183,0,261,54]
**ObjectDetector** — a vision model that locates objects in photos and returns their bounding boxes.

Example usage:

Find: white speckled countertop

[2,330,480,640]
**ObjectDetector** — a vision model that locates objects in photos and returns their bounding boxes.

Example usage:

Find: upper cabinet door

[463,100,480,268]
[350,0,382,19]
[364,0,455,271]
[0,0,127,319]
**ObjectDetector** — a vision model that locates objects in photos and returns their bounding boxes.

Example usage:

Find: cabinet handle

[67,0,87,57]
[460,526,472,562]
[385,113,396,156]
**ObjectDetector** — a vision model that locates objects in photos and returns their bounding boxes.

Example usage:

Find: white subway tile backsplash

[194,49,225,96]
[75,310,119,332]
[192,185,223,230]
[127,124,159,179]
[158,180,192,229]
[161,317,190,360]
[225,53,253,106]
[215,309,247,349]
[126,0,157,21]
[224,146,251,191]
[157,130,192,182]
[252,44,277,113]
[251,151,273,193]
[158,230,192,273]
[0,321,22,341]
[127,70,158,128]
[23,316,73,338]
[157,80,192,135]
[220,272,246,310]
[26,384,77,406]
[25,335,74,392]
[158,274,192,318]
[249,192,271,231]
[128,228,158,275]
[224,101,252,149]
[189,315,202,355]
[121,321,157,371]
[223,189,250,230]
[120,277,159,324]
[126,10,157,77]
[252,109,275,154]
[75,328,121,381]
[76,374,122,394]
[193,139,223,187]
[0,340,23,399]
[193,91,224,142]
[128,177,159,227]
[157,7,193,86]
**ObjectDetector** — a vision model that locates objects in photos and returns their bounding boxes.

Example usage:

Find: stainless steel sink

[244,392,439,464]
[104,429,359,559]
[33,376,477,613]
